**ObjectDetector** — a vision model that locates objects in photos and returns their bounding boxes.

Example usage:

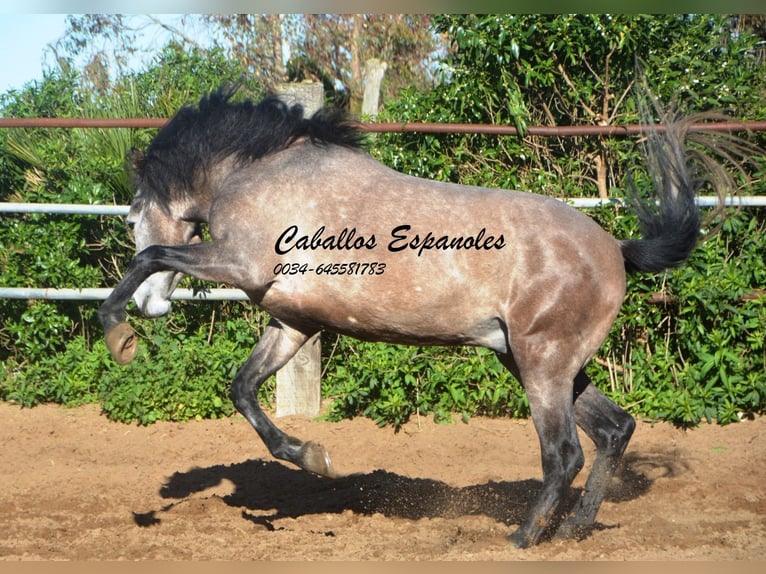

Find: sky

[0,13,212,96]
[0,12,279,96]
[0,14,70,94]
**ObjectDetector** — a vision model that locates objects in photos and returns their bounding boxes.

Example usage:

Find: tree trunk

[595,153,608,199]
[362,58,387,118]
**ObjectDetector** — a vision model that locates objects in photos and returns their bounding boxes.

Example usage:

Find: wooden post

[362,58,387,118]
[274,81,324,418]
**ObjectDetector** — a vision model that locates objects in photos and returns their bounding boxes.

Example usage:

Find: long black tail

[619,111,702,274]
[619,88,760,275]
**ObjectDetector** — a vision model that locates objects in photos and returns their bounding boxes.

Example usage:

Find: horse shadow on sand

[133,447,689,540]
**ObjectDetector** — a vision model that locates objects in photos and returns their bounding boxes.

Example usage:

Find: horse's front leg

[231,318,334,477]
[99,245,168,364]
[99,243,246,364]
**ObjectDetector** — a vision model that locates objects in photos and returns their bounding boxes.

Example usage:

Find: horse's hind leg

[231,318,334,477]
[497,353,585,548]
[555,369,636,540]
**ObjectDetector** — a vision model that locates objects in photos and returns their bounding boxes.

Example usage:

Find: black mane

[132,88,365,207]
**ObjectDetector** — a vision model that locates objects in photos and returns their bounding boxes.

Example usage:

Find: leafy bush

[98,322,243,425]
[321,339,529,429]
[589,209,766,426]
[1,336,108,408]
[1,312,269,425]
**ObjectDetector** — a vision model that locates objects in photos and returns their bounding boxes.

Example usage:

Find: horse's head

[126,189,202,318]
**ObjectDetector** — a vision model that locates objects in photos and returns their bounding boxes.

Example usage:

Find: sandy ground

[0,401,764,561]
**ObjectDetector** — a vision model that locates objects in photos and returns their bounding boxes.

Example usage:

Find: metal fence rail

[3,195,766,216]
[0,287,248,301]
[0,203,130,215]
[3,117,766,136]
[2,195,764,301]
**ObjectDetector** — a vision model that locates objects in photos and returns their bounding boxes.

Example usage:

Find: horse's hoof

[554,521,590,541]
[105,322,138,365]
[298,441,335,478]
[507,529,534,549]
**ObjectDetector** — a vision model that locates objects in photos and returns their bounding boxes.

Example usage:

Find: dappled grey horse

[100,88,723,547]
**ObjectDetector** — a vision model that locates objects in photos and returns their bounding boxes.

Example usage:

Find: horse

[99,87,715,548]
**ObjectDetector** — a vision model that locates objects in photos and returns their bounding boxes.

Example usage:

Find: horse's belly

[260,271,509,351]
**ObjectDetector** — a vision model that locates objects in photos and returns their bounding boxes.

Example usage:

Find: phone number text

[273,262,387,276]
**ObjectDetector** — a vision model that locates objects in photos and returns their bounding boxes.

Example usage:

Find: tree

[55,14,445,112]
[289,15,443,111]
[375,14,765,198]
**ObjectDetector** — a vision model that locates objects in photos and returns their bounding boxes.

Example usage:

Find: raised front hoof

[297,441,335,478]
[105,322,138,365]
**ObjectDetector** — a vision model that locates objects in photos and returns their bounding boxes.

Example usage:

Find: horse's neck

[180,157,240,222]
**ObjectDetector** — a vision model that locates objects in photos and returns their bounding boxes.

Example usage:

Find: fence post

[362,58,387,118]
[274,82,325,419]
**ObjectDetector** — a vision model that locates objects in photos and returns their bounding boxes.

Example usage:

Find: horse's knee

[564,440,585,482]
[574,384,636,457]
[532,399,585,485]
[543,434,584,485]
[230,375,256,414]
[601,411,635,457]
[618,412,636,444]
